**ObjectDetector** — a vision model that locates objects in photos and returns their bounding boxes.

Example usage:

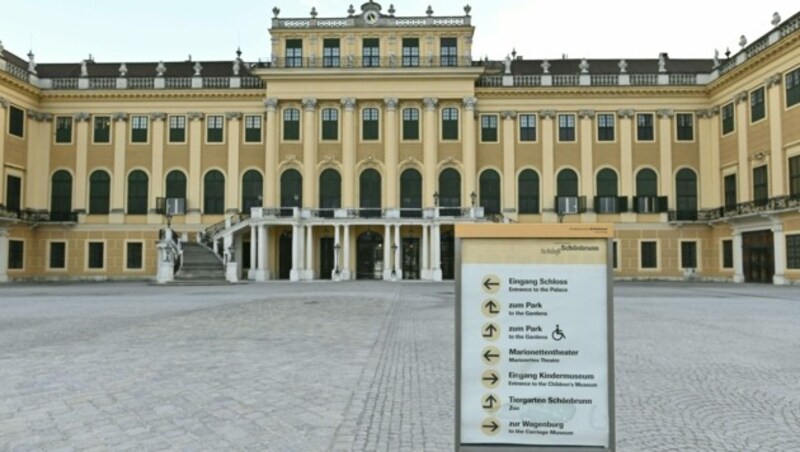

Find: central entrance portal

[743,230,774,283]
[319,237,334,280]
[402,237,420,280]
[357,231,384,279]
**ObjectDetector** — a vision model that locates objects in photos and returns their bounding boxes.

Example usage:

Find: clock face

[364,11,379,24]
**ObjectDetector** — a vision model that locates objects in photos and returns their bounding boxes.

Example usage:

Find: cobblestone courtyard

[0,281,798,451]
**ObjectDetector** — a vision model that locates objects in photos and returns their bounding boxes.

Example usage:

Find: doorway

[441,230,455,280]
[402,237,420,280]
[357,231,383,279]
[278,230,292,280]
[742,230,774,283]
[319,237,334,280]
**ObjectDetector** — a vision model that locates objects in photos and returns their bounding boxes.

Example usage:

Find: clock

[364,10,379,25]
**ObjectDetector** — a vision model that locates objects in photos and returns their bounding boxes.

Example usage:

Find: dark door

[357,231,383,279]
[320,237,334,280]
[742,230,774,283]
[441,230,455,280]
[242,240,251,271]
[279,230,293,280]
[402,238,420,280]
[6,175,21,214]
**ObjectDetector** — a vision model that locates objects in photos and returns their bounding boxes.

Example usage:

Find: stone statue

[346,54,354,68]
[193,61,203,76]
[80,60,88,77]
[541,59,550,74]
[579,58,589,74]
[739,35,747,48]
[618,59,627,73]
[27,51,36,74]
[0,40,4,54]
[713,49,720,67]
[772,12,781,27]
[119,63,128,77]
[233,59,241,76]
[658,53,666,73]
[156,61,166,77]
[504,54,512,74]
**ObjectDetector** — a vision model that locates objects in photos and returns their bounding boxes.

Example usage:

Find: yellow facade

[1,3,800,284]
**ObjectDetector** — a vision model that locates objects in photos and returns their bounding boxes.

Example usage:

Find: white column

[305,225,315,280]
[394,224,402,280]
[432,223,442,281]
[383,224,393,280]
[333,225,341,280]
[733,231,744,283]
[342,224,351,280]
[0,228,9,283]
[290,224,301,281]
[773,225,787,285]
[255,225,269,282]
[421,224,430,280]
[224,233,238,283]
[248,225,257,280]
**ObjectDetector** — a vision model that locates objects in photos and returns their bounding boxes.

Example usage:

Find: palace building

[1,2,800,284]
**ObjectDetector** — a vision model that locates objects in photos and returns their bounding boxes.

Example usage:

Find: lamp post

[391,243,398,278]
[334,242,341,277]
[433,191,439,207]
[470,191,477,207]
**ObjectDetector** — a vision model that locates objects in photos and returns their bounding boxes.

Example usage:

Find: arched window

[51,170,73,221]
[439,169,461,216]
[319,169,341,217]
[518,169,540,214]
[127,170,149,215]
[204,170,225,214]
[400,168,422,217]
[595,168,619,213]
[359,169,381,217]
[556,169,578,196]
[166,170,187,200]
[479,170,501,215]
[676,168,698,220]
[88,170,110,214]
[280,169,302,215]
[636,169,658,197]
[241,170,263,212]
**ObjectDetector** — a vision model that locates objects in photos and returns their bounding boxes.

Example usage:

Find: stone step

[175,242,227,283]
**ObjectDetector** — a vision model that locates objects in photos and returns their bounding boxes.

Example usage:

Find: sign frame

[455,223,616,452]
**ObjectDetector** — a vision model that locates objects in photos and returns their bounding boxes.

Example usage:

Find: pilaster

[0,99,6,205]
[265,98,279,207]
[384,98,399,208]
[766,74,785,197]
[149,113,166,223]
[422,98,438,208]
[0,228,8,283]
[734,95,750,202]
[579,110,595,214]
[540,110,556,220]
[302,98,317,209]
[501,111,517,218]
[657,109,674,208]
[773,223,787,285]
[697,109,720,208]
[26,112,53,211]
[226,111,242,214]
[255,224,270,281]
[342,98,357,208]
[733,231,744,283]
[618,110,635,221]
[73,113,90,214]
[187,112,204,224]
[462,97,478,200]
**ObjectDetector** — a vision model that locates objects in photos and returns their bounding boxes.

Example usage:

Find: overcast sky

[0,1,797,63]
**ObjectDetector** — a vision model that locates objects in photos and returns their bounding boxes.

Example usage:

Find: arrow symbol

[483,349,500,362]
[482,394,498,409]
[482,420,499,433]
[482,373,499,385]
[482,324,498,338]
[485,300,500,314]
[483,278,499,291]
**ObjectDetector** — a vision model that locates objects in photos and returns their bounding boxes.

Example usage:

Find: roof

[34,60,258,78]
[481,58,715,76]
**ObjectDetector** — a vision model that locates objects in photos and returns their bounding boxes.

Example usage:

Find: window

[362,108,379,140]
[131,115,149,143]
[558,114,575,142]
[637,113,654,141]
[681,241,697,269]
[787,68,800,108]
[479,170,501,215]
[750,87,766,122]
[244,115,262,143]
[207,115,224,143]
[400,169,422,217]
[359,169,381,217]
[753,165,768,206]
[675,168,698,220]
[285,39,303,67]
[242,170,263,211]
[402,38,419,67]
[93,116,111,143]
[6,175,22,214]
[362,38,380,67]
[203,170,225,214]
[721,103,734,135]
[283,108,300,140]
[88,242,104,269]
[518,169,539,214]
[322,108,339,140]
[787,235,800,269]
[8,240,23,270]
[636,169,658,197]
[439,169,461,215]
[50,170,73,221]
[127,170,149,214]
[595,169,620,213]
[49,242,66,269]
[676,113,694,141]
[519,114,536,142]
[9,105,24,138]
[440,37,457,67]
[126,242,143,270]
[722,240,734,269]
[165,171,187,200]
[319,169,341,211]
[54,117,73,144]
[597,114,615,141]
[480,115,498,142]
[323,38,340,67]
[724,174,737,211]
[613,241,619,269]
[557,169,579,197]
[790,155,800,197]
[89,170,110,214]
[442,108,459,140]
[280,169,303,212]
[641,241,657,269]
[169,116,186,143]
[402,108,419,140]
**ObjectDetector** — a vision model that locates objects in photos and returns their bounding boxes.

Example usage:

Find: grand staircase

[173,242,227,285]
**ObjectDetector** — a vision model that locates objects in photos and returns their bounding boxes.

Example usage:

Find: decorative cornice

[748,151,770,162]
[73,112,90,122]
[462,96,477,111]
[656,109,674,119]
[423,97,439,111]
[501,110,517,120]
[112,112,128,122]
[187,111,205,121]
[265,97,279,112]
[734,91,748,104]
[0,97,7,109]
[384,97,399,111]
[578,109,595,119]
[539,110,556,119]
[225,111,242,120]
[341,97,356,111]
[695,109,715,119]
[150,112,167,121]
[765,73,782,88]
[617,109,635,119]
[27,111,53,122]
[302,97,317,111]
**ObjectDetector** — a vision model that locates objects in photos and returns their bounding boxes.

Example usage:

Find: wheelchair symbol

[552,325,566,341]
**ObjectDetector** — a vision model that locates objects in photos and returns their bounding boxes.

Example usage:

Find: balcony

[250,207,484,221]
[633,196,668,214]
[594,196,628,214]
[555,196,587,215]
[672,195,800,223]
[269,55,473,70]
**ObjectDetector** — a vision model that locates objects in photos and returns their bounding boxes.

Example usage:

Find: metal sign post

[456,224,615,452]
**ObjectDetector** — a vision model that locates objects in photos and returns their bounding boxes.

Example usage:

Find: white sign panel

[459,237,611,448]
